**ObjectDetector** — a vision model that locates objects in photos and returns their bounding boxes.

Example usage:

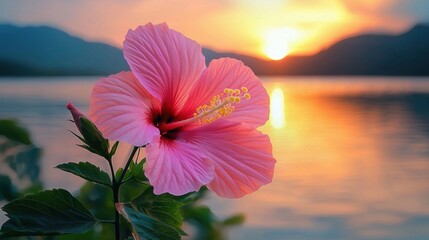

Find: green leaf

[222,214,245,226]
[69,129,86,145]
[115,162,133,183]
[132,187,185,234]
[6,145,41,181]
[0,230,58,239]
[181,205,223,240]
[55,228,98,240]
[119,180,151,203]
[77,144,101,156]
[56,162,111,187]
[131,159,147,183]
[116,158,147,185]
[0,175,16,201]
[76,182,113,225]
[0,119,32,145]
[116,204,182,240]
[110,141,119,156]
[182,205,215,228]
[79,118,109,158]
[0,189,97,238]
[174,186,208,205]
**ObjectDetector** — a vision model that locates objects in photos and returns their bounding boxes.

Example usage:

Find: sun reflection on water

[269,88,285,129]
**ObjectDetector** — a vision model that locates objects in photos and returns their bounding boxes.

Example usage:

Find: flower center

[158,87,251,133]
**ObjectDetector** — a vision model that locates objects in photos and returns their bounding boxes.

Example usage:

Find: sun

[263,28,297,60]
[264,38,289,60]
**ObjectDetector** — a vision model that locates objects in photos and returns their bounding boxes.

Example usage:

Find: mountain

[0,24,129,75]
[225,24,429,76]
[281,24,429,75]
[0,23,429,76]
[193,24,429,76]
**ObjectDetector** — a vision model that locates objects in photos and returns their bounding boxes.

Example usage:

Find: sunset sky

[1,0,428,59]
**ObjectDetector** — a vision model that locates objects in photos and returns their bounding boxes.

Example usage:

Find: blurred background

[1,0,429,239]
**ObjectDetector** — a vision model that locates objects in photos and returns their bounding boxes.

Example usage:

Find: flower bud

[66,102,110,158]
[66,102,87,133]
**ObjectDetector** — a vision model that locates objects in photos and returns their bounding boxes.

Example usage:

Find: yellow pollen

[193,86,251,125]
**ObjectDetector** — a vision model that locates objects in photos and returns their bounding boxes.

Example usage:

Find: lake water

[1,76,429,240]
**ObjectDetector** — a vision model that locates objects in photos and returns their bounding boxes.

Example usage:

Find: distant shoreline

[1,24,429,77]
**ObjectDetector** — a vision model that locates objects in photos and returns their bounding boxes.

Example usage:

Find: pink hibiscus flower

[89,23,275,198]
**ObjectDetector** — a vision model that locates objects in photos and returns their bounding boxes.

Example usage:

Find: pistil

[158,87,251,133]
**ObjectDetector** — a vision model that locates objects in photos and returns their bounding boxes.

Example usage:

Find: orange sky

[0,0,427,59]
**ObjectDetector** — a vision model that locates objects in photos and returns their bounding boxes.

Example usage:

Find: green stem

[110,146,139,240]
[113,184,120,239]
[107,156,116,184]
[106,156,121,240]
[117,146,139,185]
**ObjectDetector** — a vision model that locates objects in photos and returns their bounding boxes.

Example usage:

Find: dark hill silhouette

[229,24,429,76]
[0,23,428,76]
[0,24,129,75]
[300,24,429,75]
[193,24,429,76]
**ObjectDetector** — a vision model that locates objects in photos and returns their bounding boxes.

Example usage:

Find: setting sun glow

[263,28,301,60]
[263,30,290,60]
[270,88,285,128]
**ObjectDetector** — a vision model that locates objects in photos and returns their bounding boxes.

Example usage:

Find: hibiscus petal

[145,136,214,196]
[123,22,206,115]
[178,120,276,198]
[180,58,269,128]
[89,71,160,146]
